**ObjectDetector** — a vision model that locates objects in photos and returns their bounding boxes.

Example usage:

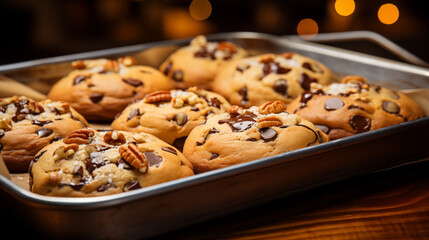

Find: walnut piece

[258,101,286,115]
[119,144,148,173]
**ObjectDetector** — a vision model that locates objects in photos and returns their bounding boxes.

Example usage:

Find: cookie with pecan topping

[183,101,329,173]
[29,128,194,197]
[286,76,424,140]
[212,52,333,107]
[0,96,88,172]
[111,87,231,151]
[159,35,248,90]
[47,56,173,121]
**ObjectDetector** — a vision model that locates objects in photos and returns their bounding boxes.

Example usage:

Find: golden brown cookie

[29,128,194,197]
[111,87,231,151]
[287,76,425,140]
[47,56,173,122]
[212,52,333,107]
[0,96,88,172]
[159,35,248,90]
[183,101,329,173]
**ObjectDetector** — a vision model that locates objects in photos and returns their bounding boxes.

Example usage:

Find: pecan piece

[258,101,286,115]
[256,116,283,128]
[104,131,126,146]
[228,105,243,115]
[64,128,95,144]
[119,144,148,173]
[144,91,172,103]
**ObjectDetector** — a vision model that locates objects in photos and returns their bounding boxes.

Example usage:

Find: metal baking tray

[0,32,428,239]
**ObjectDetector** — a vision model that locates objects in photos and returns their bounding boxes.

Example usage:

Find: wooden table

[154,160,429,239]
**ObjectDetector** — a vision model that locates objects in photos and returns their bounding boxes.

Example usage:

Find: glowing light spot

[378,3,399,25]
[334,0,355,16]
[297,18,319,40]
[189,0,212,21]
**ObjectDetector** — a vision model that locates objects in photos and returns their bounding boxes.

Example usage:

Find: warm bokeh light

[163,8,211,39]
[189,0,212,21]
[297,18,319,40]
[334,0,355,16]
[378,3,399,25]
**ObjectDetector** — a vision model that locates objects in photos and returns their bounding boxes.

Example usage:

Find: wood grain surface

[155,160,429,240]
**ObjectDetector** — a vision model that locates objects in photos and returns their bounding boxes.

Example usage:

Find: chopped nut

[144,91,172,103]
[258,101,286,115]
[342,75,367,84]
[228,105,243,115]
[64,128,95,145]
[104,131,126,145]
[256,116,283,128]
[53,144,79,161]
[103,60,120,73]
[119,144,148,173]
[71,60,86,69]
[0,117,12,130]
[188,86,207,97]
[133,133,146,143]
[117,56,137,66]
[171,97,184,108]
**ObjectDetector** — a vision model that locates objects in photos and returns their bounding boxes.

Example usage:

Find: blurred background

[0,0,428,65]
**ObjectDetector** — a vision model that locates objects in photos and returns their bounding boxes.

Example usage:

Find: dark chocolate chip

[209,153,219,160]
[191,107,199,111]
[273,79,288,96]
[161,147,177,155]
[302,62,315,72]
[163,61,173,75]
[85,158,108,174]
[32,120,52,126]
[143,151,163,167]
[259,127,278,142]
[218,111,256,132]
[172,70,184,82]
[97,182,113,192]
[59,182,84,191]
[122,78,143,87]
[315,124,331,134]
[325,97,344,111]
[382,101,400,114]
[208,97,222,109]
[73,75,87,85]
[349,115,371,133]
[300,73,318,91]
[33,150,47,163]
[246,138,258,141]
[117,158,133,170]
[173,113,188,126]
[173,137,187,152]
[260,58,291,79]
[50,135,62,143]
[73,165,84,177]
[124,180,141,191]
[236,65,250,73]
[89,93,104,103]
[36,128,53,137]
[238,86,249,106]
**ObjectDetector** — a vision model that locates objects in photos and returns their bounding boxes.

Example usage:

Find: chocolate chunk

[259,127,278,142]
[315,124,331,134]
[302,62,315,72]
[173,113,188,126]
[349,115,371,133]
[36,128,53,137]
[122,78,143,87]
[260,57,291,79]
[209,153,219,160]
[32,120,52,126]
[161,147,177,155]
[117,158,133,170]
[0,143,2,151]
[194,46,215,59]
[238,86,249,106]
[124,180,141,191]
[191,107,199,111]
[382,101,400,114]
[300,73,318,91]
[236,65,250,73]
[97,183,113,192]
[218,111,256,132]
[208,97,222,109]
[173,137,187,152]
[89,93,104,103]
[172,70,184,82]
[73,75,87,85]
[246,138,258,141]
[294,91,313,113]
[73,165,84,177]
[85,158,108,174]
[163,61,172,75]
[33,150,47,162]
[143,151,163,167]
[325,97,344,111]
[273,79,288,96]
[50,135,62,143]
[59,182,84,191]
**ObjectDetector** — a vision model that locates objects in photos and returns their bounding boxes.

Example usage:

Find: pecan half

[104,131,126,146]
[64,128,95,145]
[144,91,172,103]
[256,116,283,128]
[53,144,79,161]
[258,101,286,115]
[119,144,148,173]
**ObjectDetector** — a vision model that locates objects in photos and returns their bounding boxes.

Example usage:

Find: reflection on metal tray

[0,32,428,239]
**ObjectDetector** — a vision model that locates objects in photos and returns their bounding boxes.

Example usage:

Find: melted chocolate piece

[161,147,177,155]
[300,73,318,91]
[173,113,188,126]
[163,61,172,75]
[260,58,291,79]
[236,65,250,73]
[238,86,249,106]
[273,79,288,96]
[259,128,278,142]
[36,128,53,137]
[218,111,256,132]
[89,93,104,103]
[197,128,219,146]
[325,97,344,111]
[32,120,52,126]
[294,91,313,113]
[73,75,87,85]
[194,46,216,60]
[315,124,331,134]
[349,115,371,133]
[122,78,143,87]
[117,158,133,170]
[172,70,184,82]
[33,150,47,163]
[382,101,400,114]
[59,182,84,191]
[143,151,163,167]
[173,137,187,152]
[51,135,62,143]
[191,106,199,111]
[12,99,31,122]
[246,138,258,141]
[209,153,219,160]
[208,98,222,109]
[302,62,315,72]
[97,183,113,192]
[73,165,84,177]
[124,180,141,191]
[85,158,108,174]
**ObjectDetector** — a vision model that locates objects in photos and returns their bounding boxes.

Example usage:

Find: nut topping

[104,131,126,146]
[119,144,148,173]
[228,105,243,115]
[258,101,286,115]
[144,91,172,103]
[256,116,283,128]
[342,75,367,84]
[53,144,79,161]
[117,56,137,66]
[64,128,95,145]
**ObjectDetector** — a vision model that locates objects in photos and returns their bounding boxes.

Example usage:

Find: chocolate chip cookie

[212,52,333,107]
[47,56,173,122]
[183,101,329,173]
[111,87,231,151]
[287,76,425,140]
[0,96,89,172]
[159,35,248,90]
[29,128,194,197]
